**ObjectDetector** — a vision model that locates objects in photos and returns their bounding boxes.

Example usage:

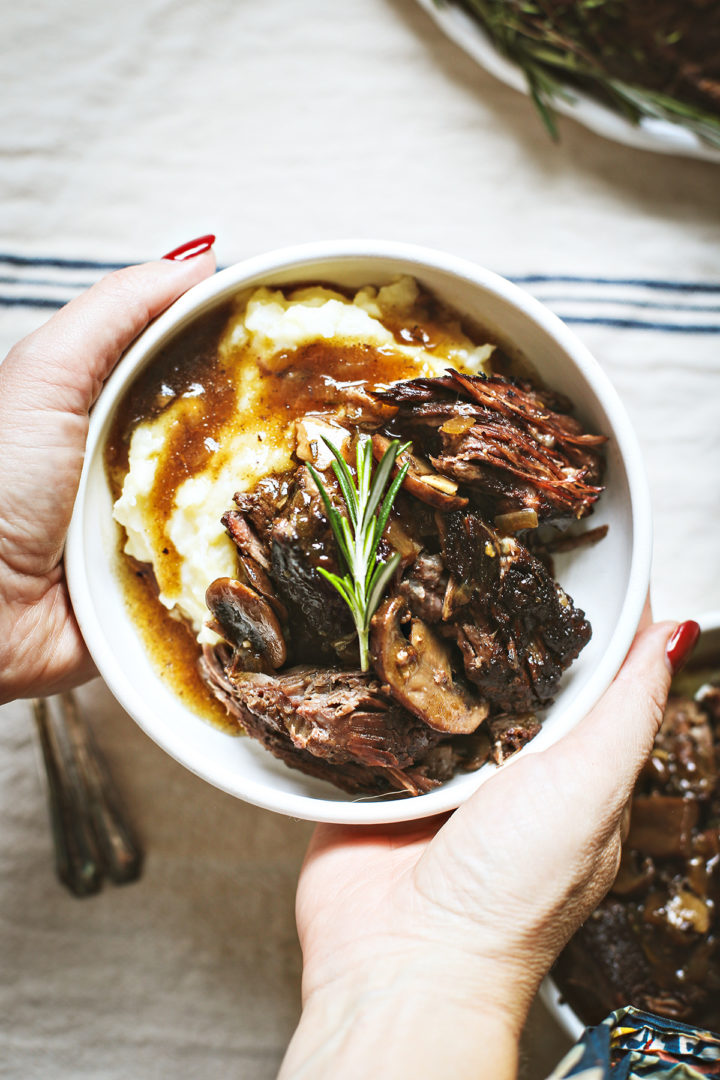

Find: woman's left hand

[0,241,216,704]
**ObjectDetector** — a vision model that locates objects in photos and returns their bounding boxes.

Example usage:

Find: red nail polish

[666,620,700,675]
[162,234,215,261]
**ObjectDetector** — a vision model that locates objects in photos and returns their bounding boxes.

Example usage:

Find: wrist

[280,949,526,1080]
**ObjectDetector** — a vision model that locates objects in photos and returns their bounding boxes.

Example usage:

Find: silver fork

[32,694,143,897]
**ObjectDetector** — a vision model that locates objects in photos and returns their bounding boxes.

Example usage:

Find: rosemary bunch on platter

[451,0,720,148]
[308,436,411,672]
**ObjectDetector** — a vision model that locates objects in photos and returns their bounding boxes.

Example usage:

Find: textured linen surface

[1,1,719,1078]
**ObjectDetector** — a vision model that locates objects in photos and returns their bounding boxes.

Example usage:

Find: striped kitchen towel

[2,252,718,337]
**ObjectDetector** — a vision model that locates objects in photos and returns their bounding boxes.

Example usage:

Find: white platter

[416,0,720,163]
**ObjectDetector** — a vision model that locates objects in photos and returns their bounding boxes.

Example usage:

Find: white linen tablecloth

[2,1,719,1077]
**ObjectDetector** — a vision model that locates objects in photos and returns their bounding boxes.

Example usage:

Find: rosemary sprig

[307,436,411,672]
[450,0,720,149]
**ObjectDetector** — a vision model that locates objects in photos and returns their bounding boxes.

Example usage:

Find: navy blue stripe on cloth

[0,253,125,271]
[561,316,720,333]
[1,254,719,293]
[512,274,720,294]
[0,275,97,289]
[1,254,719,331]
[4,296,717,331]
[530,296,720,314]
[0,295,71,309]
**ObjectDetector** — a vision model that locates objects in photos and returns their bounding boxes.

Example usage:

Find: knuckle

[2,340,24,367]
[2,333,50,377]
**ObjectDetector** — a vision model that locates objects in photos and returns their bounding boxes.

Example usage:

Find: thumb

[548,618,685,821]
[0,239,216,417]
[0,239,216,575]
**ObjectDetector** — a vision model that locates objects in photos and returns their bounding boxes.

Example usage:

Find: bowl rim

[541,608,720,1042]
[65,238,653,824]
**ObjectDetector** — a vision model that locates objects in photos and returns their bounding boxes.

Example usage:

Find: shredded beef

[437,510,591,713]
[486,714,542,764]
[227,467,356,664]
[374,370,606,523]
[200,646,461,796]
[397,554,448,624]
[554,683,720,1031]
[201,369,602,796]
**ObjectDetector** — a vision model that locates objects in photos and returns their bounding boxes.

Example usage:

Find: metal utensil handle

[32,699,102,897]
[59,693,143,884]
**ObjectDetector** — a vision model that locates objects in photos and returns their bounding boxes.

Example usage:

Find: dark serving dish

[547,613,720,1037]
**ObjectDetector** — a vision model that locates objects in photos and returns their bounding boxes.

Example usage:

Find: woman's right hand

[281,610,699,1080]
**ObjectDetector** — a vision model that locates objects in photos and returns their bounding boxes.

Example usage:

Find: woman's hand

[0,236,216,704]
[281,611,699,1080]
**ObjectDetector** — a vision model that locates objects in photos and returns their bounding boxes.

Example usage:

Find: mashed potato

[113,277,494,642]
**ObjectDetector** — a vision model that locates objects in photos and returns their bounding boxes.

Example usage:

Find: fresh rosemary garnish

[450,0,720,149]
[307,436,411,672]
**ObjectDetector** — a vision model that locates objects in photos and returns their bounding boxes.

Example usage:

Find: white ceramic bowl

[65,240,652,824]
[541,609,720,1041]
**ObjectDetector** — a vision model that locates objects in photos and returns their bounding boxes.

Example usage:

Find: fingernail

[162,234,215,261]
[666,620,700,675]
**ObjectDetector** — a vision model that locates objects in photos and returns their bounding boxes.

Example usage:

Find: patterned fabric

[548,1007,720,1080]
[2,255,720,336]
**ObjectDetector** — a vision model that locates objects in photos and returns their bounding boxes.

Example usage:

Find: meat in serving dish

[106,277,607,797]
[553,670,720,1031]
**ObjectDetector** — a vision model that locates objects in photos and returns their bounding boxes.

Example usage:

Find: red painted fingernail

[666,620,700,675]
[162,234,215,261]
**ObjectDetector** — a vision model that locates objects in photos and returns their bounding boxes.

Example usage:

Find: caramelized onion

[371,434,468,512]
[494,508,539,534]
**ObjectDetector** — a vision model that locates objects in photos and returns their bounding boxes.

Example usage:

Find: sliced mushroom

[236,554,275,601]
[222,509,271,570]
[205,578,287,669]
[236,554,288,622]
[371,434,468,512]
[370,595,488,735]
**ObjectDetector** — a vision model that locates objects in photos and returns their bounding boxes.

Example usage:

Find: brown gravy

[106,304,239,729]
